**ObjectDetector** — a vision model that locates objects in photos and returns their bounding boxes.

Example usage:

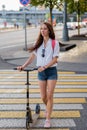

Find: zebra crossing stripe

[0,98,86,104]
[0,81,87,85]
[0,128,70,130]
[0,119,75,128]
[0,111,80,118]
[0,88,87,93]
[0,74,87,80]
[29,98,86,104]
[0,104,83,111]
[0,70,75,74]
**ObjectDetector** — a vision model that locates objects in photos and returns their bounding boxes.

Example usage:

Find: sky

[0,0,23,11]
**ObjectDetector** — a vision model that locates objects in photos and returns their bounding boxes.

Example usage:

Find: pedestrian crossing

[0,70,87,130]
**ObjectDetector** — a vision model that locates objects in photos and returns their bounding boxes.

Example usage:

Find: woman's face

[40,24,49,37]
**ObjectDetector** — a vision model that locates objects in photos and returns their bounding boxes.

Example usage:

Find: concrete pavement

[0,36,87,73]
[0,26,87,73]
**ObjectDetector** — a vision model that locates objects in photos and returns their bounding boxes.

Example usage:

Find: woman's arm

[38,56,58,72]
[17,53,36,71]
[44,56,58,69]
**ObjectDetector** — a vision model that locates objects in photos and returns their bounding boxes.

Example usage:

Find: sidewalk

[0,28,87,73]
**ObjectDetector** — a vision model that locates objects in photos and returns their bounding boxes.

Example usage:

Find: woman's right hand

[17,66,24,71]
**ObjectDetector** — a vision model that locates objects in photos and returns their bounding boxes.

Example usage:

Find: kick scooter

[14,67,40,129]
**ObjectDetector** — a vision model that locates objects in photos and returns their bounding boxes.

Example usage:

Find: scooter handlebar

[13,67,38,71]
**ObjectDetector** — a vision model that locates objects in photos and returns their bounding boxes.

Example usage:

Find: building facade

[0,8,87,26]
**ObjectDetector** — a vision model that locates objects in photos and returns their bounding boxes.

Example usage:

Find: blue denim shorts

[38,67,58,81]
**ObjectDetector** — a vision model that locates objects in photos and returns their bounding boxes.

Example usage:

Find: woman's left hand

[38,66,45,72]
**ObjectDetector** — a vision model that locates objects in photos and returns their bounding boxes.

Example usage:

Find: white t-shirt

[33,38,60,67]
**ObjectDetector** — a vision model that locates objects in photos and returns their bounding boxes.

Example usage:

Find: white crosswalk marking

[0,70,87,130]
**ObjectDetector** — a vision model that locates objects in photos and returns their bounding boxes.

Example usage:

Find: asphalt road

[0,26,86,50]
[0,26,87,72]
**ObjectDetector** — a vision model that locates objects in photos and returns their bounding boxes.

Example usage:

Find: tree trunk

[49,0,53,26]
[77,14,80,35]
[49,7,52,25]
[77,1,80,35]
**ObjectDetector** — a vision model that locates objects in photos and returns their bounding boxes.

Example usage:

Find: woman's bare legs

[38,79,57,119]
[38,80,47,106]
[46,80,57,120]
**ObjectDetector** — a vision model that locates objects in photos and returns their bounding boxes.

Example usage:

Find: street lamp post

[23,6,27,51]
[20,0,30,51]
[62,1,69,41]
[2,5,7,28]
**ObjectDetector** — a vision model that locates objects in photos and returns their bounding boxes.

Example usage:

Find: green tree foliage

[30,0,87,16]
[67,0,87,15]
[30,0,60,25]
[30,0,87,28]
[67,0,87,35]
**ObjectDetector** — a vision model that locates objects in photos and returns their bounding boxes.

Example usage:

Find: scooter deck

[29,113,40,127]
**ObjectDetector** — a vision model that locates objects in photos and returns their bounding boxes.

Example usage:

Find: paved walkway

[0,26,87,73]
[0,69,87,130]
[0,37,87,73]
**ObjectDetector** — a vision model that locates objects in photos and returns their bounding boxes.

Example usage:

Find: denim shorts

[38,67,58,81]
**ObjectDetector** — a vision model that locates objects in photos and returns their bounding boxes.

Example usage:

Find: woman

[17,22,60,128]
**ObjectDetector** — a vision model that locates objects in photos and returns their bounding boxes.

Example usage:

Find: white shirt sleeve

[53,40,60,58]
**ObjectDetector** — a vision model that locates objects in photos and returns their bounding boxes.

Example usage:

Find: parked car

[75,22,86,28]
[67,22,76,30]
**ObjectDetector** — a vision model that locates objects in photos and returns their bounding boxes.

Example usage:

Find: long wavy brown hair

[28,22,55,52]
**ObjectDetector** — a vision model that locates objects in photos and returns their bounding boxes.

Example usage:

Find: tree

[67,0,87,14]
[30,0,87,34]
[30,0,61,25]
[67,0,87,35]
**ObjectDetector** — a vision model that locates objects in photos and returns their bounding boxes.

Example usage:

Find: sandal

[44,119,51,128]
